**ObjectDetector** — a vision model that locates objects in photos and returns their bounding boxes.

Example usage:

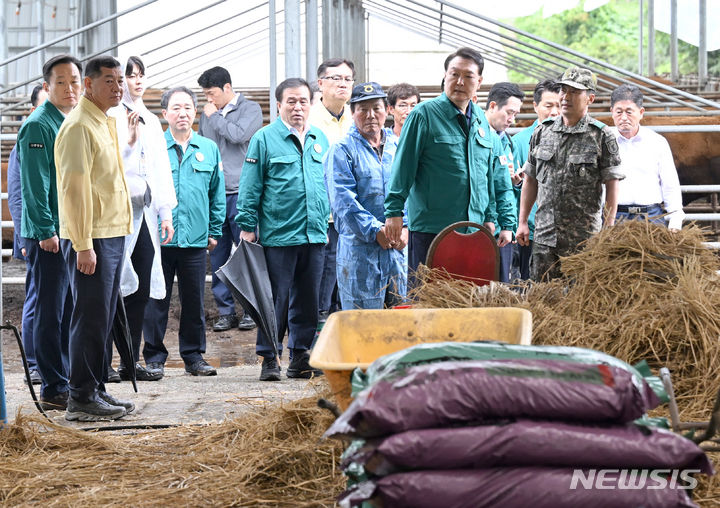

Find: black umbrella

[111,292,137,392]
[215,240,279,358]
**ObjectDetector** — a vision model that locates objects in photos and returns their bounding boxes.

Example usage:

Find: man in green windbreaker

[236,78,330,382]
[19,54,82,411]
[143,86,225,377]
[384,47,514,275]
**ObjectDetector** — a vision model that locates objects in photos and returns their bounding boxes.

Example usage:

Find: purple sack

[343,420,714,476]
[338,468,699,508]
[325,359,660,439]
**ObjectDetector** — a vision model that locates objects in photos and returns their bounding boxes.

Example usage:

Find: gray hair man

[610,84,684,231]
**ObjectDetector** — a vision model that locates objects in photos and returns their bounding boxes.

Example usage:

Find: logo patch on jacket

[29,143,44,149]
[245,157,257,163]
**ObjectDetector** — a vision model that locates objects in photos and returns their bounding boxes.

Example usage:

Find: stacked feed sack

[325,343,714,508]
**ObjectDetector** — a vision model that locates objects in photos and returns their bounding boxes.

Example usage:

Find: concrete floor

[0,254,329,428]
[1,365,322,428]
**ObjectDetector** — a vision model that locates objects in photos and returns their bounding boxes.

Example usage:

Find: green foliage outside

[505,0,720,83]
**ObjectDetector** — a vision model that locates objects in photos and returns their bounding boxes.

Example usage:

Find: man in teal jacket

[236,78,329,382]
[485,82,524,282]
[511,79,560,280]
[18,54,82,410]
[384,47,514,273]
[143,86,225,377]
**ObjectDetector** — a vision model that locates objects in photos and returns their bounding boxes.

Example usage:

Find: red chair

[425,221,499,286]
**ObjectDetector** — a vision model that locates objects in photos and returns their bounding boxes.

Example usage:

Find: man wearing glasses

[309,58,355,144]
[310,58,355,323]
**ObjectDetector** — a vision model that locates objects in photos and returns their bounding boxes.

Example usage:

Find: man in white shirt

[610,84,684,231]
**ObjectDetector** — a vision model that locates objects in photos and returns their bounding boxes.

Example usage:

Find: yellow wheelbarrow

[309,307,532,410]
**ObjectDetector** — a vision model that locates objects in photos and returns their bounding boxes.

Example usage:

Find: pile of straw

[411,220,720,502]
[0,392,344,507]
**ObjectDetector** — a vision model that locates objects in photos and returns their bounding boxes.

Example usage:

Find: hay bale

[0,388,344,507]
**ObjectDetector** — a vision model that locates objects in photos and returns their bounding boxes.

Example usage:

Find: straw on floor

[0,391,344,507]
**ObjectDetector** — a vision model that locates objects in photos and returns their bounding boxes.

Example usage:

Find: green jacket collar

[164,129,201,150]
[35,99,66,124]
[270,117,320,145]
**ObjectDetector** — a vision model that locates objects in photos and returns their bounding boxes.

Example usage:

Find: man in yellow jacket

[55,55,134,422]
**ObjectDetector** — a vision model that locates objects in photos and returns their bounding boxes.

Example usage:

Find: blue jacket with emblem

[163,130,225,248]
[236,119,330,247]
[325,125,406,308]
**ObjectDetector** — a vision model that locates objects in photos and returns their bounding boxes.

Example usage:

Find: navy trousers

[497,243,513,283]
[512,241,533,281]
[257,244,324,359]
[209,193,241,316]
[121,217,154,362]
[318,223,340,313]
[25,239,71,398]
[408,230,437,290]
[62,237,124,403]
[22,257,37,369]
[143,247,207,366]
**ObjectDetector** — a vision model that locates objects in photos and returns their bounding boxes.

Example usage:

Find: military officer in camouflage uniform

[516,67,623,281]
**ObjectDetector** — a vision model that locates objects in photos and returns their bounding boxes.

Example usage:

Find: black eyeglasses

[322,75,354,83]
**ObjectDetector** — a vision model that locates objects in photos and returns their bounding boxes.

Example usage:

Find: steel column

[699,0,707,90]
[648,0,654,75]
[670,0,678,82]
[0,1,6,89]
[270,0,278,121]
[285,0,302,77]
[306,0,319,81]
[322,0,333,61]
[638,0,643,75]
[37,0,46,68]
[339,0,345,56]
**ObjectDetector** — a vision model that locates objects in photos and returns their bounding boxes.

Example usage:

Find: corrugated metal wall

[2,0,117,96]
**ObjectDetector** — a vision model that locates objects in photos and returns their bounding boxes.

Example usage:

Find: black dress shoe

[146,362,165,376]
[118,362,163,381]
[213,314,239,331]
[237,314,257,331]
[25,368,42,385]
[107,366,122,383]
[259,356,281,381]
[39,391,69,411]
[286,351,323,379]
[185,359,217,376]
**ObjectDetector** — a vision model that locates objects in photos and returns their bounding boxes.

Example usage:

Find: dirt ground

[0,255,263,375]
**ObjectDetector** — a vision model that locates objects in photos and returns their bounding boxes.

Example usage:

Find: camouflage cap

[558,66,597,91]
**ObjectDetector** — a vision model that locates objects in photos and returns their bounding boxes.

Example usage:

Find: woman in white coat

[109,56,177,381]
